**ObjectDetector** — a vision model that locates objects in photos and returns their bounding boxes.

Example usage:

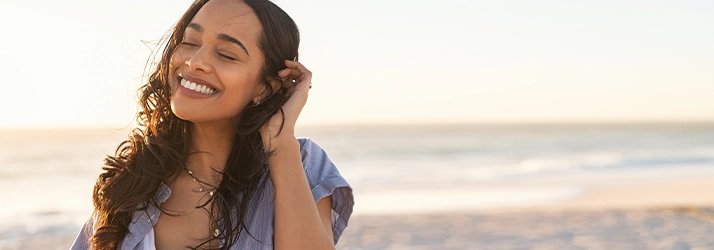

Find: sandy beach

[337,207,714,250]
[336,176,714,249]
[3,176,714,250]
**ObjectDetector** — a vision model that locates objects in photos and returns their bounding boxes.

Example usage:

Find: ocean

[1,123,713,247]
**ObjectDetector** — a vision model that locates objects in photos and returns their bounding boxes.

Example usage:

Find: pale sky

[1,0,712,128]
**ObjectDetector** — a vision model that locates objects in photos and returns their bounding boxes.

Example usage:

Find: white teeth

[180,78,216,95]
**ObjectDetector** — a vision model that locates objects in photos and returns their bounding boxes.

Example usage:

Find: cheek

[170,46,196,69]
[168,51,187,93]
[169,51,184,70]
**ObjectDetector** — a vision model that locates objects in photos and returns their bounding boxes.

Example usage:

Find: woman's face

[169,0,266,125]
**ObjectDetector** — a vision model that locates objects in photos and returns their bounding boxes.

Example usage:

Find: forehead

[190,0,262,43]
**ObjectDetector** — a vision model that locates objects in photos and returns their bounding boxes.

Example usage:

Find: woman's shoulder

[296,137,335,172]
[296,137,343,173]
[294,137,349,193]
[295,137,354,243]
[297,137,322,153]
[297,137,312,149]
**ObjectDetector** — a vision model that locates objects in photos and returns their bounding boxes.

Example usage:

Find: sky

[1,0,712,128]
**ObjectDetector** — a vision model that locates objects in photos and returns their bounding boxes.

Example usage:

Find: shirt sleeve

[298,138,354,245]
[70,211,96,250]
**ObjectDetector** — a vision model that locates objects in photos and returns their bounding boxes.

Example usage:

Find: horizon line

[2,119,714,131]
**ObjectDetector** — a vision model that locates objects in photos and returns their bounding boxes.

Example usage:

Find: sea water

[1,123,713,244]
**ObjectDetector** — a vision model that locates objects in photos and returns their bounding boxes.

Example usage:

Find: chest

[153,186,219,249]
[123,176,277,250]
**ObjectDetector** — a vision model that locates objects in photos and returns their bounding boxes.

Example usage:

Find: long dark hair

[90,0,300,249]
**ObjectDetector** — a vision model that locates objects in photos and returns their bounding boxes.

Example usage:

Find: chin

[170,104,237,128]
[170,102,192,122]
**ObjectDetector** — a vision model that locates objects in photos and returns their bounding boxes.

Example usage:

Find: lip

[178,73,221,93]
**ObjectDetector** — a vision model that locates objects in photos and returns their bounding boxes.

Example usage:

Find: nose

[185,46,213,73]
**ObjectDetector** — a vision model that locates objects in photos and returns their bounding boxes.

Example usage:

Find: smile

[181,78,217,95]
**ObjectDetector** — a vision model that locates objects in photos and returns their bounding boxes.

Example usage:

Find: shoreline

[352,170,714,216]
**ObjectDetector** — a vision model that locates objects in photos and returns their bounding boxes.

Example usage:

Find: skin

[153,0,335,249]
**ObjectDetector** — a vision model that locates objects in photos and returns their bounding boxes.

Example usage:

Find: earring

[252,100,260,107]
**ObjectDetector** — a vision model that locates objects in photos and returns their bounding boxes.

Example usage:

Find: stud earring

[252,100,260,107]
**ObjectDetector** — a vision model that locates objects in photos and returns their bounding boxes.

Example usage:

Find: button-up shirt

[71,138,354,249]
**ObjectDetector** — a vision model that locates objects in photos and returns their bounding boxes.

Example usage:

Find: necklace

[183,166,216,196]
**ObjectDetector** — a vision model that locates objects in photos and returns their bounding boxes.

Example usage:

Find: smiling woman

[169,1,267,125]
[69,0,353,249]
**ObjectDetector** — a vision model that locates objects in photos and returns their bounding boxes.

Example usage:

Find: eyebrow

[186,23,250,56]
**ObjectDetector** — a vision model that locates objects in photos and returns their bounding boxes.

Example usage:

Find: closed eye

[180,41,198,47]
[218,53,237,61]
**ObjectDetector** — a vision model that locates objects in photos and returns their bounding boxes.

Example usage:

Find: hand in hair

[260,59,312,150]
[259,60,336,249]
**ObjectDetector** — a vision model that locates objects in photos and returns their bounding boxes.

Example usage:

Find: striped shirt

[70,138,354,249]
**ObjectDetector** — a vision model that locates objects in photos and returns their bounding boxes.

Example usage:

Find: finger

[278,73,302,89]
[281,69,303,82]
[284,60,312,82]
[278,68,301,79]
[280,73,306,92]
[278,69,301,89]
[278,68,292,78]
[285,59,311,74]
[282,60,311,97]
[285,60,312,77]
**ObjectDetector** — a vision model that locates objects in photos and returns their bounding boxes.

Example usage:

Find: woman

[70,0,353,249]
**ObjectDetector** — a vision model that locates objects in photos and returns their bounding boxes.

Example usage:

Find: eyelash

[180,41,198,47]
[218,53,237,61]
[180,41,237,61]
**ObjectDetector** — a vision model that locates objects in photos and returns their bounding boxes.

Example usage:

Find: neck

[185,121,235,182]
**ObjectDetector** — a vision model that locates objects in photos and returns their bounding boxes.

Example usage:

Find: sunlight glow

[2,0,713,128]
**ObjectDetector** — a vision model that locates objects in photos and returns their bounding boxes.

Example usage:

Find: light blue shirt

[71,138,354,249]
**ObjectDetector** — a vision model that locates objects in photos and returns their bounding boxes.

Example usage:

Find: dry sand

[337,207,714,250]
[336,176,714,249]
[3,177,714,249]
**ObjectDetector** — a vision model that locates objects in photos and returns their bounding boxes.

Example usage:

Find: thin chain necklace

[183,166,216,196]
